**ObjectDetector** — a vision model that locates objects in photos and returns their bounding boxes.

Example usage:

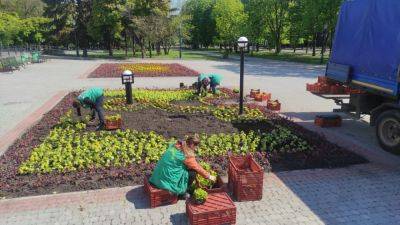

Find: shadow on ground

[274,111,400,223]
[212,57,324,78]
[170,213,187,225]
[273,163,400,224]
[125,186,149,209]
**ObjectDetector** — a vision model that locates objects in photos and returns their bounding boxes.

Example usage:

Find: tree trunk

[148,41,152,58]
[124,31,128,57]
[312,33,317,56]
[132,36,136,56]
[275,34,281,54]
[140,39,145,59]
[156,42,161,55]
[306,39,309,54]
[108,39,113,56]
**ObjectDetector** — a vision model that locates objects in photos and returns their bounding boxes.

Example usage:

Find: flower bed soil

[0,91,367,199]
[88,63,199,78]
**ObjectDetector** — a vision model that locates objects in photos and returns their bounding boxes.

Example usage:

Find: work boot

[96,123,105,131]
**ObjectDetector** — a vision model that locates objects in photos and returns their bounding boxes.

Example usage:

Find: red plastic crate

[267,100,281,111]
[228,155,263,201]
[143,177,178,208]
[250,89,260,98]
[317,76,329,84]
[105,118,122,130]
[261,92,271,101]
[186,192,236,225]
[315,115,342,128]
[330,85,346,94]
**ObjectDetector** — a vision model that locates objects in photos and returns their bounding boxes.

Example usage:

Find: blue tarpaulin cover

[330,0,400,95]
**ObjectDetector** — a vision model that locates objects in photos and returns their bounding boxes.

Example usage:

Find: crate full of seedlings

[228,155,263,201]
[143,176,178,208]
[105,114,122,130]
[186,191,236,225]
[267,100,281,111]
[314,115,342,128]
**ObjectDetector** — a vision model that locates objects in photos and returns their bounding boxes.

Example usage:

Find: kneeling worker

[197,73,223,96]
[72,87,105,130]
[149,135,216,197]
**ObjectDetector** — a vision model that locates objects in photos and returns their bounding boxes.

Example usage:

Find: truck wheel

[376,110,400,154]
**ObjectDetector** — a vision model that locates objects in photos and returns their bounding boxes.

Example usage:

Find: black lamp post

[237,36,248,115]
[122,70,134,104]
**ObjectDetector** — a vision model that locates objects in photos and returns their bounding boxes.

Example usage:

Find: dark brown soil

[120,108,237,138]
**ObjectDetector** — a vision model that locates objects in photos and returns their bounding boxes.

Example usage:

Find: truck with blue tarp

[321,0,400,152]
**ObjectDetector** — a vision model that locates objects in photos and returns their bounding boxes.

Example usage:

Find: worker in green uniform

[72,87,105,130]
[197,73,223,96]
[149,135,216,197]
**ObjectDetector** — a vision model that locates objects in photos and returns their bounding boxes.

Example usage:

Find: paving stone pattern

[1,163,400,225]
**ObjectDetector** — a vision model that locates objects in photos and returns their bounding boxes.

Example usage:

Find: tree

[287,0,304,52]
[245,0,267,53]
[182,0,216,49]
[88,0,123,56]
[43,0,75,47]
[0,0,46,18]
[262,0,290,54]
[212,0,247,55]
[0,13,21,46]
[75,0,92,57]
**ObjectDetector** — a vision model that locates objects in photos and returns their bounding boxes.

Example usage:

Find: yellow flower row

[119,63,169,73]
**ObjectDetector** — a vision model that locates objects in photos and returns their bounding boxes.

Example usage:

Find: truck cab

[322,0,400,153]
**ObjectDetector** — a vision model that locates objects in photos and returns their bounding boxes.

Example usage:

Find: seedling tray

[228,155,263,201]
[143,176,178,208]
[315,115,342,128]
[186,192,236,225]
[267,100,281,111]
[105,118,122,130]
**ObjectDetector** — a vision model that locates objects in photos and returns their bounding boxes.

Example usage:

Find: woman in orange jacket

[149,135,216,196]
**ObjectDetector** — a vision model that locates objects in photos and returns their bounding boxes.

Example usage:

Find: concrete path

[1,163,400,225]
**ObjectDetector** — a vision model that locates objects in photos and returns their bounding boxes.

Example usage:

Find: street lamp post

[121,70,134,104]
[237,37,248,115]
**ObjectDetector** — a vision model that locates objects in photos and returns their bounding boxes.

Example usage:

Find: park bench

[0,57,21,72]
[21,53,31,65]
[31,51,46,63]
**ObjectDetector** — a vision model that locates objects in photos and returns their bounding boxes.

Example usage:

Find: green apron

[149,144,188,195]
[209,74,222,85]
[77,87,103,108]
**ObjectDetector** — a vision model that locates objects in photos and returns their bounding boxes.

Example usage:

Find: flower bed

[88,63,199,78]
[0,88,367,198]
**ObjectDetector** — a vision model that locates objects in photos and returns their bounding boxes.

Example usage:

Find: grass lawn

[59,49,220,61]
[250,50,330,65]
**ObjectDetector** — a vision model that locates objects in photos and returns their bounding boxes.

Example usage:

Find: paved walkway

[1,163,400,225]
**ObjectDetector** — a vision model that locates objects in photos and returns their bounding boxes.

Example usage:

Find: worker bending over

[72,87,105,130]
[197,73,223,96]
[149,135,216,197]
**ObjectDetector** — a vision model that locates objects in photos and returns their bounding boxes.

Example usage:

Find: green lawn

[250,50,330,65]
[60,49,219,60]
